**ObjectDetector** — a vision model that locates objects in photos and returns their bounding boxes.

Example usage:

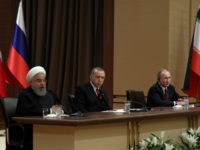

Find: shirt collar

[90,81,98,92]
[158,82,168,93]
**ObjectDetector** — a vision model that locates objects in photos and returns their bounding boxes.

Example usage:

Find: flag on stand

[0,51,8,98]
[183,6,200,99]
[7,0,30,88]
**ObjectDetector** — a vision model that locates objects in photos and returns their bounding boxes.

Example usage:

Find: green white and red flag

[183,7,200,99]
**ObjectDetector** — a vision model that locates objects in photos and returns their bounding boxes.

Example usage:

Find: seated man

[147,68,183,107]
[15,66,61,149]
[74,67,111,112]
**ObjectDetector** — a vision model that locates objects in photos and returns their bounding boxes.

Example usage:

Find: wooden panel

[138,116,188,141]
[34,125,75,150]
[34,122,128,150]
[114,0,169,95]
[103,0,114,107]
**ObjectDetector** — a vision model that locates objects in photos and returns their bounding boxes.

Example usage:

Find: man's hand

[50,105,61,114]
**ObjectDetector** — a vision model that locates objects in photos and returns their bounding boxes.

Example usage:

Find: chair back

[1,97,18,127]
[126,90,146,108]
[1,97,24,149]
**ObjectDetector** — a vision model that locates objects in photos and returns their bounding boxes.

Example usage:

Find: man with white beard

[16,66,60,116]
[15,66,60,150]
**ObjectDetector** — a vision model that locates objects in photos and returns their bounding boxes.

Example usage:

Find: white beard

[32,86,47,96]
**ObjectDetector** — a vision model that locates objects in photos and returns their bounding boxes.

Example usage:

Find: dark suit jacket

[147,82,181,107]
[74,82,111,112]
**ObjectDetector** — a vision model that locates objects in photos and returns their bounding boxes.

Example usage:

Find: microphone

[70,111,84,117]
[129,100,151,112]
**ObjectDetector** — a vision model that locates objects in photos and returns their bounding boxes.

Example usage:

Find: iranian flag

[183,7,200,99]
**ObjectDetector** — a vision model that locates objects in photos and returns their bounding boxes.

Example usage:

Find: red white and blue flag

[183,6,200,99]
[7,0,30,88]
[0,51,8,97]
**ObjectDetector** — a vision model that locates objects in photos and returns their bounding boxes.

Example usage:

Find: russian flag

[7,0,30,88]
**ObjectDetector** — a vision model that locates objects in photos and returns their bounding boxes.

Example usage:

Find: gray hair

[157,68,169,81]
[90,67,105,75]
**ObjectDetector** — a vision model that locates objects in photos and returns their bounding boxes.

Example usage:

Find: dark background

[0,0,114,128]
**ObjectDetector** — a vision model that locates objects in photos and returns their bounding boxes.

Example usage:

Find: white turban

[26,66,46,83]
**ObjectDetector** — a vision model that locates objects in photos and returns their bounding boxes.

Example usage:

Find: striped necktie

[96,88,102,100]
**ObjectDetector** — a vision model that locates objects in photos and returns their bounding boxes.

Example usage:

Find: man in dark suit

[74,67,111,112]
[147,68,183,107]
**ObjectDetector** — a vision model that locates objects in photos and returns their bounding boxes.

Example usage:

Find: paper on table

[44,113,69,118]
[102,109,126,113]
[173,105,183,110]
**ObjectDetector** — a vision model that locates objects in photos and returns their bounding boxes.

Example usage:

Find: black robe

[15,87,60,150]
[16,87,60,116]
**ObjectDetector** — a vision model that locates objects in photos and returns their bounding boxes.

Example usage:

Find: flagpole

[196,77,199,101]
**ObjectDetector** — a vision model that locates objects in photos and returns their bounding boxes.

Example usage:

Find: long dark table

[13,107,200,150]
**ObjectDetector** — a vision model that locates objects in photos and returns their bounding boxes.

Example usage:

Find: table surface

[13,107,200,126]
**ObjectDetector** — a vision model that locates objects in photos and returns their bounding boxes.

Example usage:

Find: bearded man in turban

[16,66,60,116]
[15,66,60,150]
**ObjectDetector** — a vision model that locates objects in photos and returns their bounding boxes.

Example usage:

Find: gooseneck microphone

[129,100,151,112]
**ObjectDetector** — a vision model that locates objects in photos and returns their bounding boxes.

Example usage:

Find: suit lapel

[86,83,98,101]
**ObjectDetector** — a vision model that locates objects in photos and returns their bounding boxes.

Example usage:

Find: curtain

[23,0,106,112]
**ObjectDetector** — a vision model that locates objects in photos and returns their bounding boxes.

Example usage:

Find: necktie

[163,88,168,100]
[96,88,102,100]
[96,88,99,95]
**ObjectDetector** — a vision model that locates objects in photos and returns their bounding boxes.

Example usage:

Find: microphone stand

[129,100,151,112]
